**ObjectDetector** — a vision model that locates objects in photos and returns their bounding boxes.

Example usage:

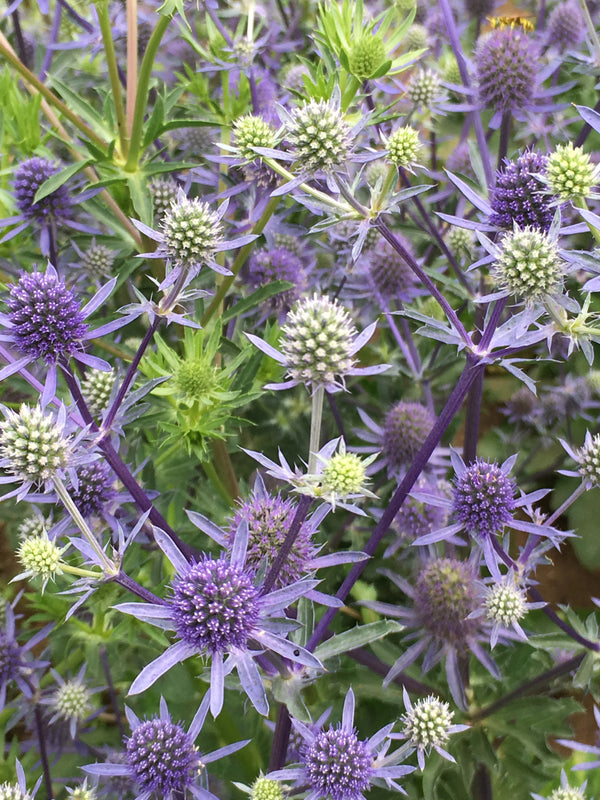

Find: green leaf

[221,282,294,323]
[127,172,153,226]
[33,158,94,204]
[313,620,403,660]
[142,95,165,149]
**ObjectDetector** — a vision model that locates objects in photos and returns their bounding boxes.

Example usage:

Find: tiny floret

[18,535,63,583]
[160,196,224,270]
[484,581,527,627]
[171,557,260,652]
[321,451,368,497]
[0,784,31,800]
[303,727,373,800]
[52,679,92,722]
[126,718,202,795]
[576,433,600,486]
[386,126,422,168]
[81,369,115,416]
[285,99,353,173]
[546,142,599,201]
[493,226,563,302]
[0,405,72,484]
[233,115,278,161]
[452,458,516,538]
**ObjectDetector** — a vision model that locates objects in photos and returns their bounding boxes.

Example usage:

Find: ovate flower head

[532,770,588,800]
[385,126,422,170]
[493,225,563,304]
[546,142,600,202]
[546,1,585,50]
[269,688,414,800]
[0,761,41,800]
[115,524,322,718]
[559,430,600,487]
[285,98,353,174]
[149,176,179,221]
[489,151,554,232]
[16,530,67,589]
[476,28,536,115]
[393,688,468,770]
[246,293,388,393]
[251,777,284,800]
[85,696,248,800]
[407,67,443,110]
[232,115,279,162]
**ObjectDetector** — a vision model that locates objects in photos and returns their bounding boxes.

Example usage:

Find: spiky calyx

[546,142,598,201]
[0,405,73,484]
[494,226,562,302]
[348,34,386,80]
[233,115,278,161]
[160,196,223,269]
[387,126,422,168]
[286,99,353,173]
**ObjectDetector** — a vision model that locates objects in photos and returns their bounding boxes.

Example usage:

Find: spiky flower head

[0,632,22,687]
[66,783,96,800]
[228,494,316,587]
[389,479,450,545]
[150,176,179,221]
[476,28,536,112]
[6,269,88,364]
[452,458,516,538]
[171,557,260,653]
[233,115,278,162]
[279,294,358,388]
[404,24,429,51]
[407,68,441,108]
[285,98,353,173]
[484,580,527,627]
[17,512,49,540]
[401,695,454,752]
[80,242,116,279]
[414,558,478,644]
[246,246,306,312]
[386,126,422,169]
[548,787,587,800]
[547,0,584,50]
[160,195,224,270]
[302,727,373,800]
[14,156,71,222]
[576,433,600,486]
[348,33,386,81]
[127,717,202,795]
[447,227,474,260]
[52,679,92,722]
[71,462,115,517]
[321,451,367,498]
[382,401,434,470]
[175,359,218,400]
[81,368,115,416]
[367,237,417,299]
[489,151,554,232]
[0,784,30,800]
[546,142,599,201]
[493,225,562,302]
[0,405,73,485]
[17,534,63,583]
[251,777,284,800]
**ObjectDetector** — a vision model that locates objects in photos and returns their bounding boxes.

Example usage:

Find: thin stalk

[126,0,138,139]
[125,13,172,170]
[33,704,53,800]
[347,647,437,695]
[307,358,483,651]
[38,2,61,82]
[95,0,128,157]
[326,391,347,441]
[497,111,511,168]
[54,476,117,574]
[263,157,354,214]
[308,386,325,472]
[0,31,107,150]
[268,703,291,771]
[7,1,27,66]
[114,570,167,604]
[210,439,240,500]
[201,195,280,325]
[204,1,234,46]
[203,459,235,504]
[58,0,94,32]
[262,494,312,594]
[545,481,588,526]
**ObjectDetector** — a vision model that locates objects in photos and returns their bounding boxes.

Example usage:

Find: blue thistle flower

[489,151,554,232]
[70,462,116,518]
[476,28,537,117]
[245,246,307,316]
[547,1,585,50]
[0,602,51,710]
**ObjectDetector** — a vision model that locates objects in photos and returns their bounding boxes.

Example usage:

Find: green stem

[54,477,117,574]
[95,1,128,157]
[60,563,105,580]
[201,195,280,326]
[203,459,234,504]
[0,32,107,151]
[125,13,172,170]
[308,386,325,472]
[210,439,240,500]
[577,0,600,65]
[263,157,354,214]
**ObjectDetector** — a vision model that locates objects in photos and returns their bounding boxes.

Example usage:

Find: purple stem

[348,647,438,695]
[39,1,62,82]
[268,703,291,771]
[204,1,233,46]
[58,0,94,33]
[306,357,483,652]
[326,391,347,441]
[261,494,312,594]
[375,219,471,347]
[33,704,53,800]
[437,0,494,187]
[102,316,161,432]
[114,570,168,605]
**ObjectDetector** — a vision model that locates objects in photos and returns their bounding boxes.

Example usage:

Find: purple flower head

[269,688,414,799]
[383,402,435,471]
[0,601,51,710]
[0,264,124,405]
[115,523,322,717]
[14,157,71,222]
[489,151,554,232]
[70,462,116,518]
[85,696,248,800]
[245,246,307,316]
[476,28,537,114]
[246,293,388,393]
[414,557,479,644]
[547,1,585,50]
[6,268,87,364]
[365,238,418,303]
[384,479,451,556]
[452,458,516,538]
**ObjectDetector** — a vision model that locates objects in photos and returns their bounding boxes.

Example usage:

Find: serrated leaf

[313,620,403,660]
[33,158,94,204]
